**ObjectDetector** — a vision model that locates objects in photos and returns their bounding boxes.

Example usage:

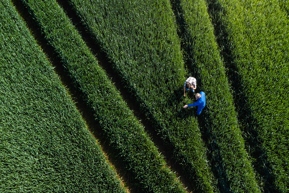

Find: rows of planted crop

[172,0,261,192]
[0,1,125,192]
[206,0,289,192]
[63,0,217,192]
[17,0,187,192]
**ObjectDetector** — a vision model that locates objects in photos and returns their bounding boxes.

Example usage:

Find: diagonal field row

[61,0,219,192]
[13,0,188,192]
[0,1,125,192]
[13,0,217,192]
[170,0,260,192]
[3,0,288,192]
[206,0,289,192]
[61,0,288,192]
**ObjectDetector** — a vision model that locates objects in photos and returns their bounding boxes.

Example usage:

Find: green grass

[16,0,188,192]
[0,1,125,192]
[64,0,216,192]
[278,0,289,15]
[172,0,261,192]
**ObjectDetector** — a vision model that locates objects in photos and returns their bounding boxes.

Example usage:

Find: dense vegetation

[0,1,125,192]
[278,0,289,14]
[64,0,219,192]
[171,0,260,192]
[206,0,289,192]
[15,0,187,192]
[2,0,288,192]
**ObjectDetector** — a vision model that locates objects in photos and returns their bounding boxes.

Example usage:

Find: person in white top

[183,77,197,97]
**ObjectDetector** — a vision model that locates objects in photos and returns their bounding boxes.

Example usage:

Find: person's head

[195,93,201,100]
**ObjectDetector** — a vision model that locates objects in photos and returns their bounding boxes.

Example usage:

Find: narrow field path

[1,0,125,192]
[169,0,230,192]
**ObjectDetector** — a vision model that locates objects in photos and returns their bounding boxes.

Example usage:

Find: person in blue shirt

[183,91,206,115]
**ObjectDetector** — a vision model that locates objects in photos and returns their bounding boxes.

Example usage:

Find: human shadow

[198,107,232,193]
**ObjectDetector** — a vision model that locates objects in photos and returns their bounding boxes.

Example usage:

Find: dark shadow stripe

[54,0,208,192]
[205,0,280,192]
[10,0,131,192]
[11,0,191,192]
[169,0,233,192]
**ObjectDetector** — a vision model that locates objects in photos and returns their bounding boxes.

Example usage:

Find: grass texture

[172,0,261,192]
[0,0,125,192]
[17,0,188,192]
[206,0,289,191]
[63,0,216,192]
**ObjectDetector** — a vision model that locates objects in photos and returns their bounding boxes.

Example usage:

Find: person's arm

[187,100,201,107]
[183,100,201,108]
[190,85,196,90]
[183,81,187,96]
[183,86,186,97]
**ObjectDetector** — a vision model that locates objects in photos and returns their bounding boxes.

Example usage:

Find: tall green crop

[17,0,188,192]
[0,1,125,192]
[206,0,289,191]
[172,0,261,192]
[63,0,216,192]
[277,0,289,15]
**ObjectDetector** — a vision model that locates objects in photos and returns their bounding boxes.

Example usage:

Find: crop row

[172,0,261,192]
[64,0,218,192]
[17,0,187,192]
[206,0,289,192]
[0,1,125,192]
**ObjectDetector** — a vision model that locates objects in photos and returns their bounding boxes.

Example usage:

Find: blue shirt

[188,91,206,115]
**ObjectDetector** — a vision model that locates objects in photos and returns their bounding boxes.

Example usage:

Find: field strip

[9,0,129,192]
[1,0,125,192]
[55,0,222,192]
[169,0,230,191]
[205,1,276,191]
[206,0,289,192]
[10,0,131,192]
[169,0,262,192]
[54,0,195,191]
[11,0,189,192]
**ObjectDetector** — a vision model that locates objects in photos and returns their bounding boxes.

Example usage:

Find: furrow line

[170,0,262,192]
[10,0,130,192]
[55,0,196,192]
[11,0,189,192]
[169,0,229,192]
[205,0,281,192]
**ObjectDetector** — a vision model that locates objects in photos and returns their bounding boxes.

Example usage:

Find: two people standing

[183,77,206,115]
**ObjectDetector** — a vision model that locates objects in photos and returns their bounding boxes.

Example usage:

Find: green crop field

[2,0,288,192]
[15,0,187,192]
[0,1,125,192]
[206,0,289,192]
